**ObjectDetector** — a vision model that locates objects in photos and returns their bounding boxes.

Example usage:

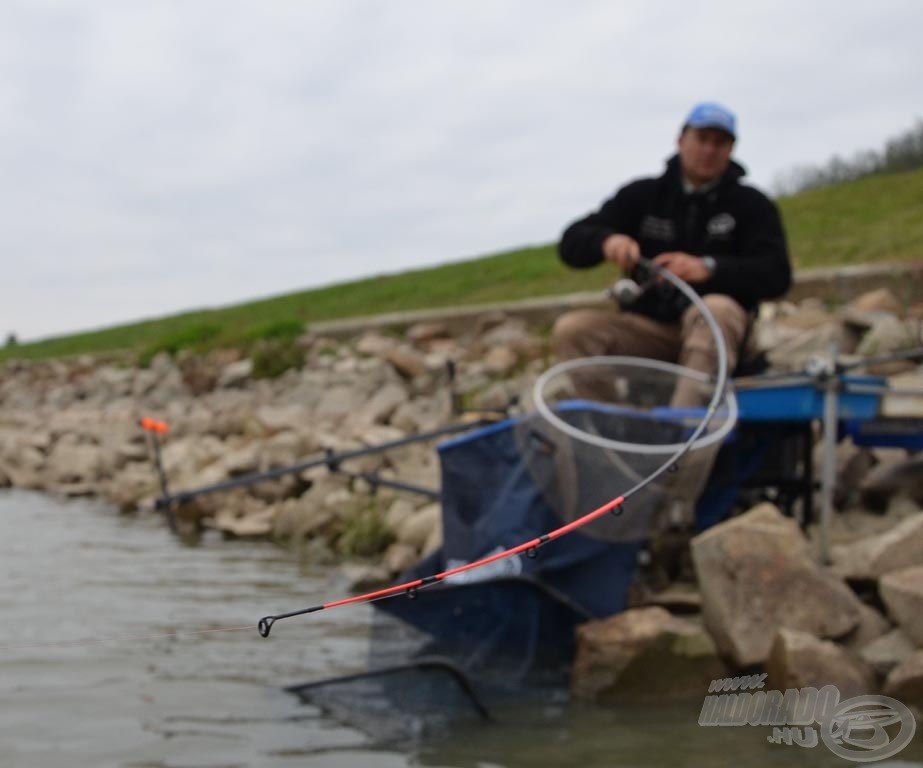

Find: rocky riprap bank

[1,284,922,718]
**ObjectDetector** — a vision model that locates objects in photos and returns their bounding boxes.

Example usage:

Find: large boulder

[767,627,877,700]
[571,606,726,703]
[691,504,864,667]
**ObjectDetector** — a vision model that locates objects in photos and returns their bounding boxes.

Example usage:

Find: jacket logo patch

[639,216,675,241]
[706,213,736,236]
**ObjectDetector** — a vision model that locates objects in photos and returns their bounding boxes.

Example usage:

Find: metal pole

[817,347,839,565]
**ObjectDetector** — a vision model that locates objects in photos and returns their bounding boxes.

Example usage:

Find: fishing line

[257,258,734,637]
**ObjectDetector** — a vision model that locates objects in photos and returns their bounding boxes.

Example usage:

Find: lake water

[1,489,920,767]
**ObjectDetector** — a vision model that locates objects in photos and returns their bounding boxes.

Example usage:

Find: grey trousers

[551,294,753,407]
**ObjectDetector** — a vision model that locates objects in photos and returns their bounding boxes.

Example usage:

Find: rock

[354,382,408,426]
[571,607,726,703]
[831,513,923,580]
[322,487,357,519]
[0,436,44,473]
[847,288,904,317]
[691,503,864,667]
[355,332,399,357]
[115,438,149,465]
[421,520,443,558]
[386,444,441,491]
[217,359,253,388]
[857,316,919,358]
[382,542,419,575]
[332,356,360,375]
[843,602,893,651]
[422,344,459,370]
[395,503,441,551]
[860,629,916,677]
[831,439,876,510]
[249,475,300,504]
[261,430,302,469]
[55,480,98,497]
[883,650,923,710]
[765,322,856,373]
[314,384,364,421]
[406,321,450,345]
[474,311,509,335]
[0,459,44,489]
[482,346,519,375]
[391,395,451,433]
[469,381,518,412]
[384,346,427,379]
[272,495,335,540]
[778,304,834,330]
[105,462,159,511]
[357,424,405,446]
[640,583,703,614]
[210,506,276,537]
[254,405,311,436]
[859,455,923,511]
[767,627,877,699]
[481,318,530,348]
[384,498,416,534]
[45,436,104,484]
[880,566,923,645]
[219,443,261,476]
[338,563,392,592]
[161,435,227,476]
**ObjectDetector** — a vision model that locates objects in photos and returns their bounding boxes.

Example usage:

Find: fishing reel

[605,259,657,309]
[605,258,692,317]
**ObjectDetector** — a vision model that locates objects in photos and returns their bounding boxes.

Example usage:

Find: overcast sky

[2,1,921,342]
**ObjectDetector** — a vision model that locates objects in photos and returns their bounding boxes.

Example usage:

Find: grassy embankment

[3,167,922,365]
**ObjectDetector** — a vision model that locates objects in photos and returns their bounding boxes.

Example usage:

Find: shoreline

[1,276,922,721]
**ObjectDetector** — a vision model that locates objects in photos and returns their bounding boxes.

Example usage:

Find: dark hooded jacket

[559,155,791,322]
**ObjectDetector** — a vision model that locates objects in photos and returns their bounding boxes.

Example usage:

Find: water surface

[1,490,919,767]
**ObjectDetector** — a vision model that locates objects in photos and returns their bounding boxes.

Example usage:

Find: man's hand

[602,234,640,271]
[652,252,713,284]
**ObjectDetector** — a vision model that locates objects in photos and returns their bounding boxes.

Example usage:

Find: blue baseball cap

[683,102,736,139]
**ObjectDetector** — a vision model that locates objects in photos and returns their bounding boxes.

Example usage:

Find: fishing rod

[257,257,733,637]
[144,416,499,515]
[140,417,178,533]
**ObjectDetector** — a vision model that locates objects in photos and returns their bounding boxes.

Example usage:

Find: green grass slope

[4,167,922,364]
